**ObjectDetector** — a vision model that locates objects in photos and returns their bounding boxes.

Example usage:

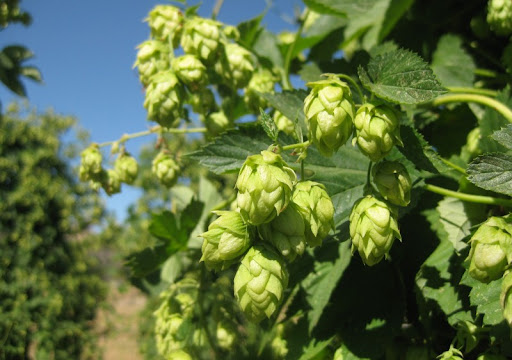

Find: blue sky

[1,0,303,220]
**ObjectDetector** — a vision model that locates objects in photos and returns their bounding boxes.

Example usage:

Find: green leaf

[298,337,333,360]
[479,88,512,153]
[148,210,179,242]
[252,29,283,68]
[302,240,352,333]
[303,0,381,17]
[358,49,446,104]
[492,125,512,150]
[160,253,183,284]
[20,66,42,82]
[467,153,512,196]
[259,109,279,143]
[259,90,308,132]
[237,13,264,48]
[124,243,170,278]
[465,274,504,326]
[431,34,476,87]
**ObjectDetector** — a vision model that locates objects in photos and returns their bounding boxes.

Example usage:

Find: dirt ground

[96,283,147,360]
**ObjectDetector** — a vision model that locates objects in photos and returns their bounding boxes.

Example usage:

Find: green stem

[439,157,467,175]
[211,0,224,19]
[198,265,218,359]
[431,93,512,124]
[474,68,499,78]
[97,126,207,148]
[447,86,498,97]
[281,140,310,151]
[282,9,309,90]
[300,160,305,181]
[424,184,512,207]
[337,73,364,102]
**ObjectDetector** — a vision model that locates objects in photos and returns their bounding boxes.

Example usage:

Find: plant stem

[198,265,218,359]
[447,86,498,97]
[337,74,364,102]
[281,140,310,151]
[211,0,224,19]
[97,126,207,148]
[439,157,467,175]
[431,93,512,124]
[283,9,309,90]
[424,183,512,207]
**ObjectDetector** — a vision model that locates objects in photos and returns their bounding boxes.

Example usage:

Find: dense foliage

[82,0,512,358]
[0,104,107,360]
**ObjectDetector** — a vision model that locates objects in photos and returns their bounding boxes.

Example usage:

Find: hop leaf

[303,75,355,157]
[152,151,180,188]
[352,102,403,162]
[144,71,184,128]
[147,5,184,47]
[349,195,401,266]
[114,153,138,184]
[372,161,412,207]
[134,40,171,87]
[235,150,296,225]
[181,17,222,62]
[234,245,289,323]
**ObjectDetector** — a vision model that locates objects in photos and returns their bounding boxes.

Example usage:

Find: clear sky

[1,0,303,220]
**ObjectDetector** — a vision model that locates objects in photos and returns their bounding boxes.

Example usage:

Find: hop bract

[221,43,255,89]
[144,71,184,128]
[353,102,403,162]
[291,181,334,247]
[171,54,207,91]
[303,76,355,157]
[152,151,180,188]
[259,204,307,262]
[114,153,138,184]
[236,150,296,225]
[372,161,412,207]
[134,40,170,87]
[181,17,222,62]
[147,5,183,47]
[79,144,102,181]
[349,195,401,266]
[487,0,512,36]
[200,210,252,271]
[243,69,275,112]
[187,88,215,115]
[234,245,289,323]
[273,110,295,136]
[467,216,512,283]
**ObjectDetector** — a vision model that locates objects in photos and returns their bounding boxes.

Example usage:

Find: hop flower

[353,102,403,162]
[144,71,184,128]
[236,150,296,225]
[203,111,233,136]
[102,169,121,196]
[147,5,184,47]
[216,321,237,350]
[114,153,138,184]
[187,88,216,115]
[372,161,412,207]
[291,181,334,247]
[259,204,306,262]
[79,144,102,181]
[152,151,180,188]
[134,40,171,87]
[467,216,512,283]
[303,76,355,157]
[200,210,252,271]
[349,195,401,266]
[181,17,222,62]
[234,245,289,323]
[487,0,512,36]
[273,111,295,136]
[271,324,288,358]
[243,69,275,113]
[166,350,193,360]
[217,43,255,89]
[171,54,207,91]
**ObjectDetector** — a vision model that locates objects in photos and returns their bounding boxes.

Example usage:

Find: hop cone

[187,88,216,115]
[274,111,295,136]
[243,69,275,113]
[134,40,170,87]
[353,102,403,162]
[349,195,401,266]
[216,321,237,350]
[102,169,121,196]
[292,181,334,247]
[234,245,289,323]
[181,17,222,62]
[271,324,288,358]
[303,76,355,157]
[152,151,180,188]
[372,161,412,207]
[171,54,207,91]
[147,5,183,47]
[236,150,296,225]
[204,111,233,137]
[487,0,512,36]
[200,210,252,271]
[114,153,138,184]
[219,43,255,89]
[259,204,306,262]
[144,70,184,128]
[467,216,512,283]
[79,144,102,181]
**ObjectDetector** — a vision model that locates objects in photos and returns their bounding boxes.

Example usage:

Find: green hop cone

[216,321,237,350]
[187,88,216,115]
[200,210,252,271]
[102,169,121,196]
[259,204,306,262]
[114,153,138,185]
[203,111,233,137]
[146,5,183,47]
[349,195,401,266]
[353,102,403,162]
[79,144,102,181]
[155,313,186,355]
[271,324,288,358]
[234,245,289,323]
[372,161,412,207]
[144,71,184,128]
[303,75,355,157]
[152,151,180,188]
[467,216,512,283]
[243,69,275,113]
[171,54,207,91]
[291,181,334,247]
[223,25,240,40]
[235,150,296,225]
[487,0,512,36]
[273,111,295,136]
[219,43,255,89]
[134,40,170,87]
[166,350,192,360]
[180,17,222,62]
